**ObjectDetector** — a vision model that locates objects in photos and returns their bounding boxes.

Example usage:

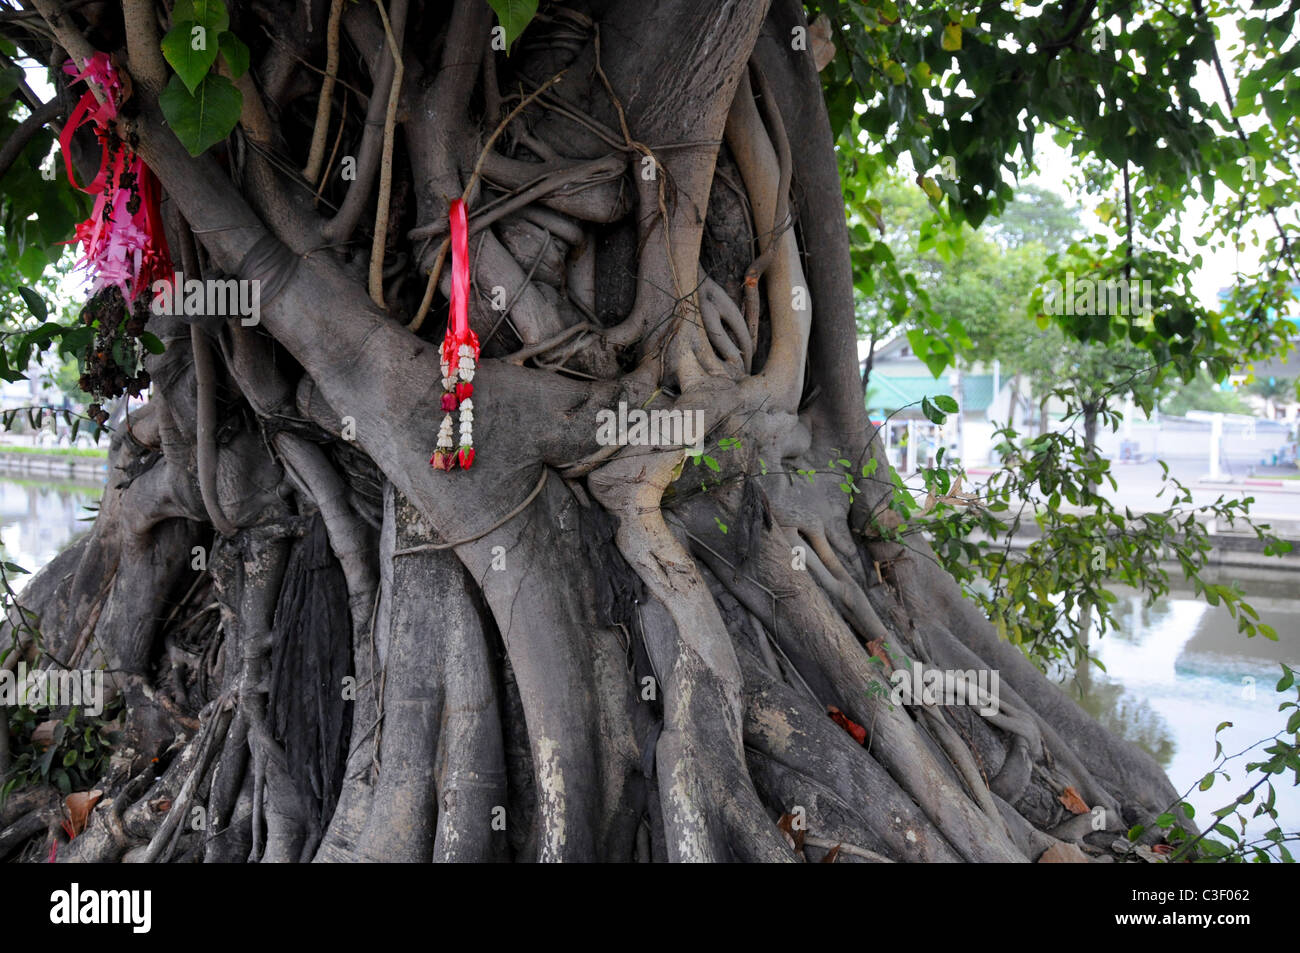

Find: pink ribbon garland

[60,53,171,305]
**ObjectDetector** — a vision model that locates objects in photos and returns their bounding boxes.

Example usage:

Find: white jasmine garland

[437,414,455,448]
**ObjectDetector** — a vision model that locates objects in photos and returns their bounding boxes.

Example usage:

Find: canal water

[1,476,1296,849]
[1070,573,1300,850]
[0,476,100,586]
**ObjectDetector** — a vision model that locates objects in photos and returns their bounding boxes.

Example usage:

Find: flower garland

[431,198,480,471]
[60,53,171,306]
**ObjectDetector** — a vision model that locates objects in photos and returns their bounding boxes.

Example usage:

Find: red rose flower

[456,381,473,402]
[441,393,458,412]
[458,447,475,469]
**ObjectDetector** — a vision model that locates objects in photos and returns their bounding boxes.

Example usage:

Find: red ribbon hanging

[441,198,478,379]
[59,54,172,305]
[432,198,480,471]
[59,56,118,191]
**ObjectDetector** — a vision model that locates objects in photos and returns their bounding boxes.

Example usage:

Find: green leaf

[921,397,946,424]
[1214,823,1239,843]
[16,286,47,322]
[159,74,242,156]
[218,31,250,78]
[486,0,538,53]
[921,349,951,377]
[139,331,166,355]
[172,0,229,33]
[1278,669,1295,692]
[161,21,221,93]
[2,562,29,575]
[932,394,959,413]
[941,22,962,52]
[16,244,48,282]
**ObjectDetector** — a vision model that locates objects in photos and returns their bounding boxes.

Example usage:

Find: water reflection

[0,477,102,589]
[1070,572,1300,844]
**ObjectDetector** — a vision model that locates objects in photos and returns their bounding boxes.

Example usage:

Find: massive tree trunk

[2,0,1183,863]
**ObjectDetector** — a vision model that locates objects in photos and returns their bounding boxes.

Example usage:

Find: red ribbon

[431,198,481,471]
[441,198,478,377]
[59,54,172,304]
[59,55,119,192]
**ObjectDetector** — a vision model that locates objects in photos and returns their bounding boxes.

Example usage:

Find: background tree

[1161,371,1253,416]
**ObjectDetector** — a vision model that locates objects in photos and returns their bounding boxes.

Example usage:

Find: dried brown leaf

[777,812,806,852]
[809,16,836,72]
[1037,843,1089,863]
[31,719,58,747]
[64,789,103,838]
[1058,785,1090,815]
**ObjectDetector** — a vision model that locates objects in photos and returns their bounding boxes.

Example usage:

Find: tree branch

[320,0,407,245]
[121,0,166,91]
[303,0,343,185]
[27,0,96,70]
[367,0,403,308]
[0,97,61,180]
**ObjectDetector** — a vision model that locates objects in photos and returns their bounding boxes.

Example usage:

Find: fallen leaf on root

[31,720,58,747]
[1037,842,1090,863]
[827,706,867,745]
[865,639,894,668]
[1059,785,1089,815]
[64,789,103,838]
[777,813,806,852]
